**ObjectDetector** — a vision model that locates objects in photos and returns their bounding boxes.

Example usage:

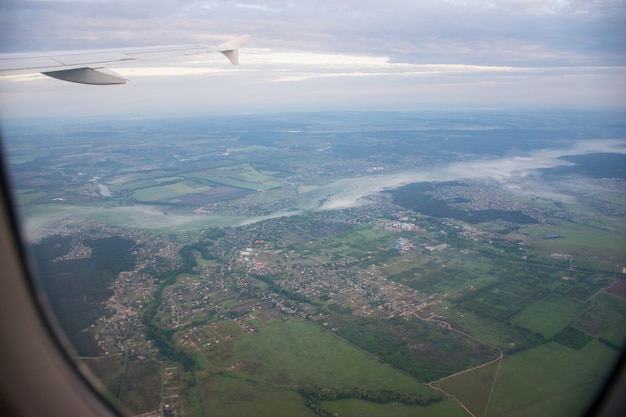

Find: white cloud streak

[0,1,624,115]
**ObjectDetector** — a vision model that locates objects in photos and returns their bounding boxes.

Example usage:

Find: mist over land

[5,110,625,239]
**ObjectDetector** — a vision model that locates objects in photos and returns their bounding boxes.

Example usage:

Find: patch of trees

[140,231,227,371]
[186,239,218,261]
[143,324,195,372]
[143,288,194,370]
[299,385,441,406]
[142,238,219,372]
[504,326,545,354]
[390,181,537,225]
[299,385,442,417]
[30,235,135,356]
[553,326,592,350]
[334,316,499,382]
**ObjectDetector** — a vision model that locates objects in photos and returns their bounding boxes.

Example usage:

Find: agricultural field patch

[309,225,395,258]
[486,340,619,417]
[574,290,626,348]
[447,310,544,353]
[511,294,592,338]
[606,279,626,300]
[118,359,162,414]
[433,358,501,417]
[458,280,546,322]
[331,315,500,382]
[525,220,626,272]
[134,182,212,202]
[203,318,435,396]
[208,164,282,191]
[553,326,592,350]
[185,373,317,417]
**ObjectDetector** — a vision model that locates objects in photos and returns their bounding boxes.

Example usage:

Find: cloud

[1,47,624,118]
[1,0,624,66]
[0,1,624,115]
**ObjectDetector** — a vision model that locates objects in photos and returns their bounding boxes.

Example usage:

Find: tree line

[141,234,222,372]
[298,385,442,416]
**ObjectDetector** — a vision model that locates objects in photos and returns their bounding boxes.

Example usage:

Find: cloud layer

[2,0,624,65]
[1,0,625,115]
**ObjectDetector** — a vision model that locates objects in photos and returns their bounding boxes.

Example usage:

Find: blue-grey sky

[1,0,625,118]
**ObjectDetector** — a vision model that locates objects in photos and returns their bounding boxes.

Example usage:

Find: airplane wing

[0,34,250,85]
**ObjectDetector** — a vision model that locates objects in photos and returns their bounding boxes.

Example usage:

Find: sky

[1,0,625,118]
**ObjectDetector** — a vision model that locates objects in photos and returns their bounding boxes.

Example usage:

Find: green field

[134,182,212,202]
[84,357,161,415]
[526,220,626,271]
[208,164,282,191]
[511,294,592,338]
[181,318,453,416]
[433,359,501,417]
[574,290,626,347]
[185,373,318,417]
[448,310,543,352]
[202,318,435,394]
[309,225,395,259]
[485,340,619,417]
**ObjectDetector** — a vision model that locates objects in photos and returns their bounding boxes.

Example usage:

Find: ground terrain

[3,110,626,417]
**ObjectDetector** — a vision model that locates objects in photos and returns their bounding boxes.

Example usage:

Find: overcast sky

[1,0,625,118]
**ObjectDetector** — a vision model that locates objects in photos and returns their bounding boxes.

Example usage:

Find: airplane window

[1,2,625,417]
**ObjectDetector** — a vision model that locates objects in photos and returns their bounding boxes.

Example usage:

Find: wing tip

[218,35,250,53]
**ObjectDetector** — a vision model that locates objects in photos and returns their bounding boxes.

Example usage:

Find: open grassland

[525,220,626,271]
[574,290,626,348]
[433,359,501,417]
[203,318,435,395]
[592,289,626,315]
[330,315,500,382]
[309,225,396,259]
[208,164,282,191]
[511,294,592,338]
[447,310,543,353]
[188,318,459,416]
[107,175,184,192]
[390,258,494,297]
[134,182,213,202]
[185,373,318,417]
[485,340,619,417]
[84,357,161,415]
[575,306,626,347]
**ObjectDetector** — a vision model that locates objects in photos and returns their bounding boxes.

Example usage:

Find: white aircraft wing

[0,34,249,85]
